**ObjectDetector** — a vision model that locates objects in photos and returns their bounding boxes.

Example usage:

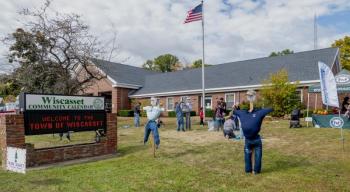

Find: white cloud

[0,0,350,69]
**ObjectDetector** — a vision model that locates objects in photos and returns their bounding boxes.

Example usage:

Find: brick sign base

[0,114,117,168]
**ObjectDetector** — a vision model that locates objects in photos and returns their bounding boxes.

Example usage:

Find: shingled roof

[91,58,159,88]
[131,47,339,97]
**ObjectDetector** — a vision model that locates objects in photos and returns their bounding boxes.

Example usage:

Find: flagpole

[201,0,206,122]
[339,111,345,152]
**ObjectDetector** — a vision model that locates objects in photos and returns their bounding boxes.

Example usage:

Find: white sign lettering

[305,117,313,122]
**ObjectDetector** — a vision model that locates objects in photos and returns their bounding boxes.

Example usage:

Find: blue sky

[318,10,350,34]
[0,0,350,73]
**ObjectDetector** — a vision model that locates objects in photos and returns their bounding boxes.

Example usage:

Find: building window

[156,98,160,106]
[225,93,235,109]
[296,89,303,102]
[289,89,303,106]
[201,96,212,109]
[166,97,174,111]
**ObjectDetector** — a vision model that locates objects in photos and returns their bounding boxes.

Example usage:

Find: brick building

[84,59,158,113]
[86,47,342,115]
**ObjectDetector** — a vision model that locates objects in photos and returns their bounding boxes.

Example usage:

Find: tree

[153,54,181,72]
[0,74,21,102]
[143,54,182,72]
[190,59,211,68]
[269,49,294,57]
[142,60,156,71]
[260,69,300,117]
[3,0,107,94]
[332,36,350,70]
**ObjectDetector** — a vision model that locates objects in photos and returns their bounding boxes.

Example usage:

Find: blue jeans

[143,121,160,146]
[215,118,223,131]
[177,116,185,131]
[244,136,262,173]
[134,113,140,127]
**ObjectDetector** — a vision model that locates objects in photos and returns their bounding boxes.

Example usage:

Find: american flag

[184,3,203,24]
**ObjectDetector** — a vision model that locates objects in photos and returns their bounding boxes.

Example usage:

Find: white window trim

[166,97,174,111]
[296,89,303,102]
[201,96,213,109]
[225,93,236,109]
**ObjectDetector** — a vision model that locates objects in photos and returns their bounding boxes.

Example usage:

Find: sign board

[305,117,313,122]
[6,147,26,174]
[24,111,106,135]
[23,94,106,135]
[25,94,104,111]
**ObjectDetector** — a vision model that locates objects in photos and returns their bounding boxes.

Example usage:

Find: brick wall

[0,113,117,168]
[112,87,132,113]
[84,78,113,96]
[0,114,25,169]
[83,77,134,113]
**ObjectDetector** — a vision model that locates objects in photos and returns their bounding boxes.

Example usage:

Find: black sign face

[24,111,106,135]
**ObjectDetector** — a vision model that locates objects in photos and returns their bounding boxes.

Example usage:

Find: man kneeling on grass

[233,101,272,174]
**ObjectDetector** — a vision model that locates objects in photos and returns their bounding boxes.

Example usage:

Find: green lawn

[1,117,350,192]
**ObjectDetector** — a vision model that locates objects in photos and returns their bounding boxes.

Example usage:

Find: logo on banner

[329,117,344,128]
[93,98,104,109]
[335,74,350,84]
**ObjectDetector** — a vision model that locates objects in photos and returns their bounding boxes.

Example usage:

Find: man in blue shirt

[175,102,185,132]
[233,101,273,174]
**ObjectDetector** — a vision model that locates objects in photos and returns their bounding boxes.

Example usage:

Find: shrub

[190,111,196,116]
[168,111,196,117]
[260,69,300,117]
[168,111,176,117]
[239,101,263,111]
[205,109,214,118]
[118,110,134,117]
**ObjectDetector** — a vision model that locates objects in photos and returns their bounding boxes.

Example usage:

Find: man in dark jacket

[233,101,273,174]
[134,102,141,127]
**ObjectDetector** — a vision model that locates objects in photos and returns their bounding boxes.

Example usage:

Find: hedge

[118,110,134,117]
[168,111,196,117]
[205,109,214,118]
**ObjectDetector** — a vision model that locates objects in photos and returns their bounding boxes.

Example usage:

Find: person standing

[232,103,241,136]
[199,107,204,127]
[143,98,164,149]
[341,96,350,114]
[134,102,141,127]
[175,102,185,132]
[184,98,192,131]
[233,101,273,174]
[214,101,224,131]
[220,98,227,125]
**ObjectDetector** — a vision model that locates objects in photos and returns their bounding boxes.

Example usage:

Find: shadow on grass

[30,178,66,186]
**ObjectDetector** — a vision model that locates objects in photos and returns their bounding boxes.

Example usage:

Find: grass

[0,117,350,192]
